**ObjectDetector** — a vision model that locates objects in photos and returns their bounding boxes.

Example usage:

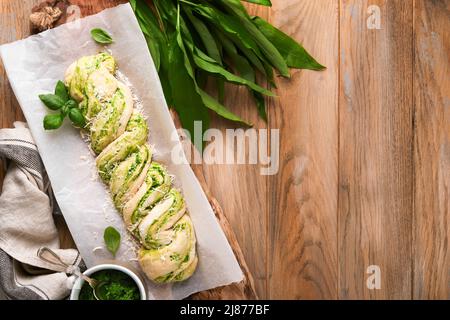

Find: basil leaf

[90,28,113,44]
[68,107,86,128]
[103,226,121,257]
[242,0,272,6]
[39,94,65,110]
[54,80,69,102]
[66,99,77,109]
[252,16,325,70]
[61,104,69,117]
[43,114,63,130]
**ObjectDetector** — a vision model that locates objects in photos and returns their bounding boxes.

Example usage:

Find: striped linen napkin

[0,121,82,300]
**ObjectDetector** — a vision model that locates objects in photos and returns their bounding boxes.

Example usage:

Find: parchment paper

[0,3,243,300]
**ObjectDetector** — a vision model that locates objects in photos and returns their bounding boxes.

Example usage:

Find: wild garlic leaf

[175,24,250,126]
[167,32,210,139]
[252,17,326,70]
[217,0,290,77]
[217,78,225,104]
[104,226,121,257]
[216,30,256,83]
[215,30,268,121]
[192,51,275,97]
[184,3,270,77]
[131,0,324,129]
[90,28,114,44]
[131,0,164,71]
[242,0,272,6]
[252,91,267,121]
[184,7,222,65]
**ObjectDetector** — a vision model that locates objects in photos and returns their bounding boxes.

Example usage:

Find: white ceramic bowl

[70,264,147,300]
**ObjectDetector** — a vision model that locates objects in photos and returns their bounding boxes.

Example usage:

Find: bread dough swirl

[65,53,198,283]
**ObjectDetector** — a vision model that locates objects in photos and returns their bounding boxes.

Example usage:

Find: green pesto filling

[155,272,173,284]
[78,270,140,300]
[130,165,170,225]
[112,147,150,207]
[91,88,126,153]
[97,114,148,181]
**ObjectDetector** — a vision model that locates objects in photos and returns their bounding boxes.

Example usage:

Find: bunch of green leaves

[39,81,86,130]
[130,0,324,138]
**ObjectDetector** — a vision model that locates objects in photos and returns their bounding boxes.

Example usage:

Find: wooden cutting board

[28,0,257,300]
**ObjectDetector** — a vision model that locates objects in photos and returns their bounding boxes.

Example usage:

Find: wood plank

[198,1,271,299]
[413,0,450,300]
[0,0,36,190]
[170,110,257,299]
[268,0,339,299]
[339,0,414,299]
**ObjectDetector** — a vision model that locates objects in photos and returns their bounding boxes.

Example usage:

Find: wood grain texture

[268,0,339,299]
[413,0,450,300]
[200,91,269,298]
[0,0,34,190]
[64,0,127,16]
[339,0,414,299]
[198,2,271,299]
[165,110,258,299]
[170,110,258,299]
[1,0,450,300]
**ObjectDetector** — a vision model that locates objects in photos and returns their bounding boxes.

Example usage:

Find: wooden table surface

[1,0,449,300]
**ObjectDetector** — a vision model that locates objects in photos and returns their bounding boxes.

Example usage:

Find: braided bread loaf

[64,53,198,283]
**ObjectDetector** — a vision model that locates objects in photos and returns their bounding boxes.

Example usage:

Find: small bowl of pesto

[70,264,146,300]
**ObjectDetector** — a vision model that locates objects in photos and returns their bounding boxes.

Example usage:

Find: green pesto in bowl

[79,269,141,300]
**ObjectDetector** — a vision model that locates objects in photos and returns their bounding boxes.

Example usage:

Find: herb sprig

[130,0,325,139]
[104,226,121,257]
[39,81,86,130]
[90,28,114,44]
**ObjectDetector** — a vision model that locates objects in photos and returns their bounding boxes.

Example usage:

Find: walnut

[30,1,65,32]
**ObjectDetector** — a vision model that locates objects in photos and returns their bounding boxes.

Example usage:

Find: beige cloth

[0,122,82,300]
